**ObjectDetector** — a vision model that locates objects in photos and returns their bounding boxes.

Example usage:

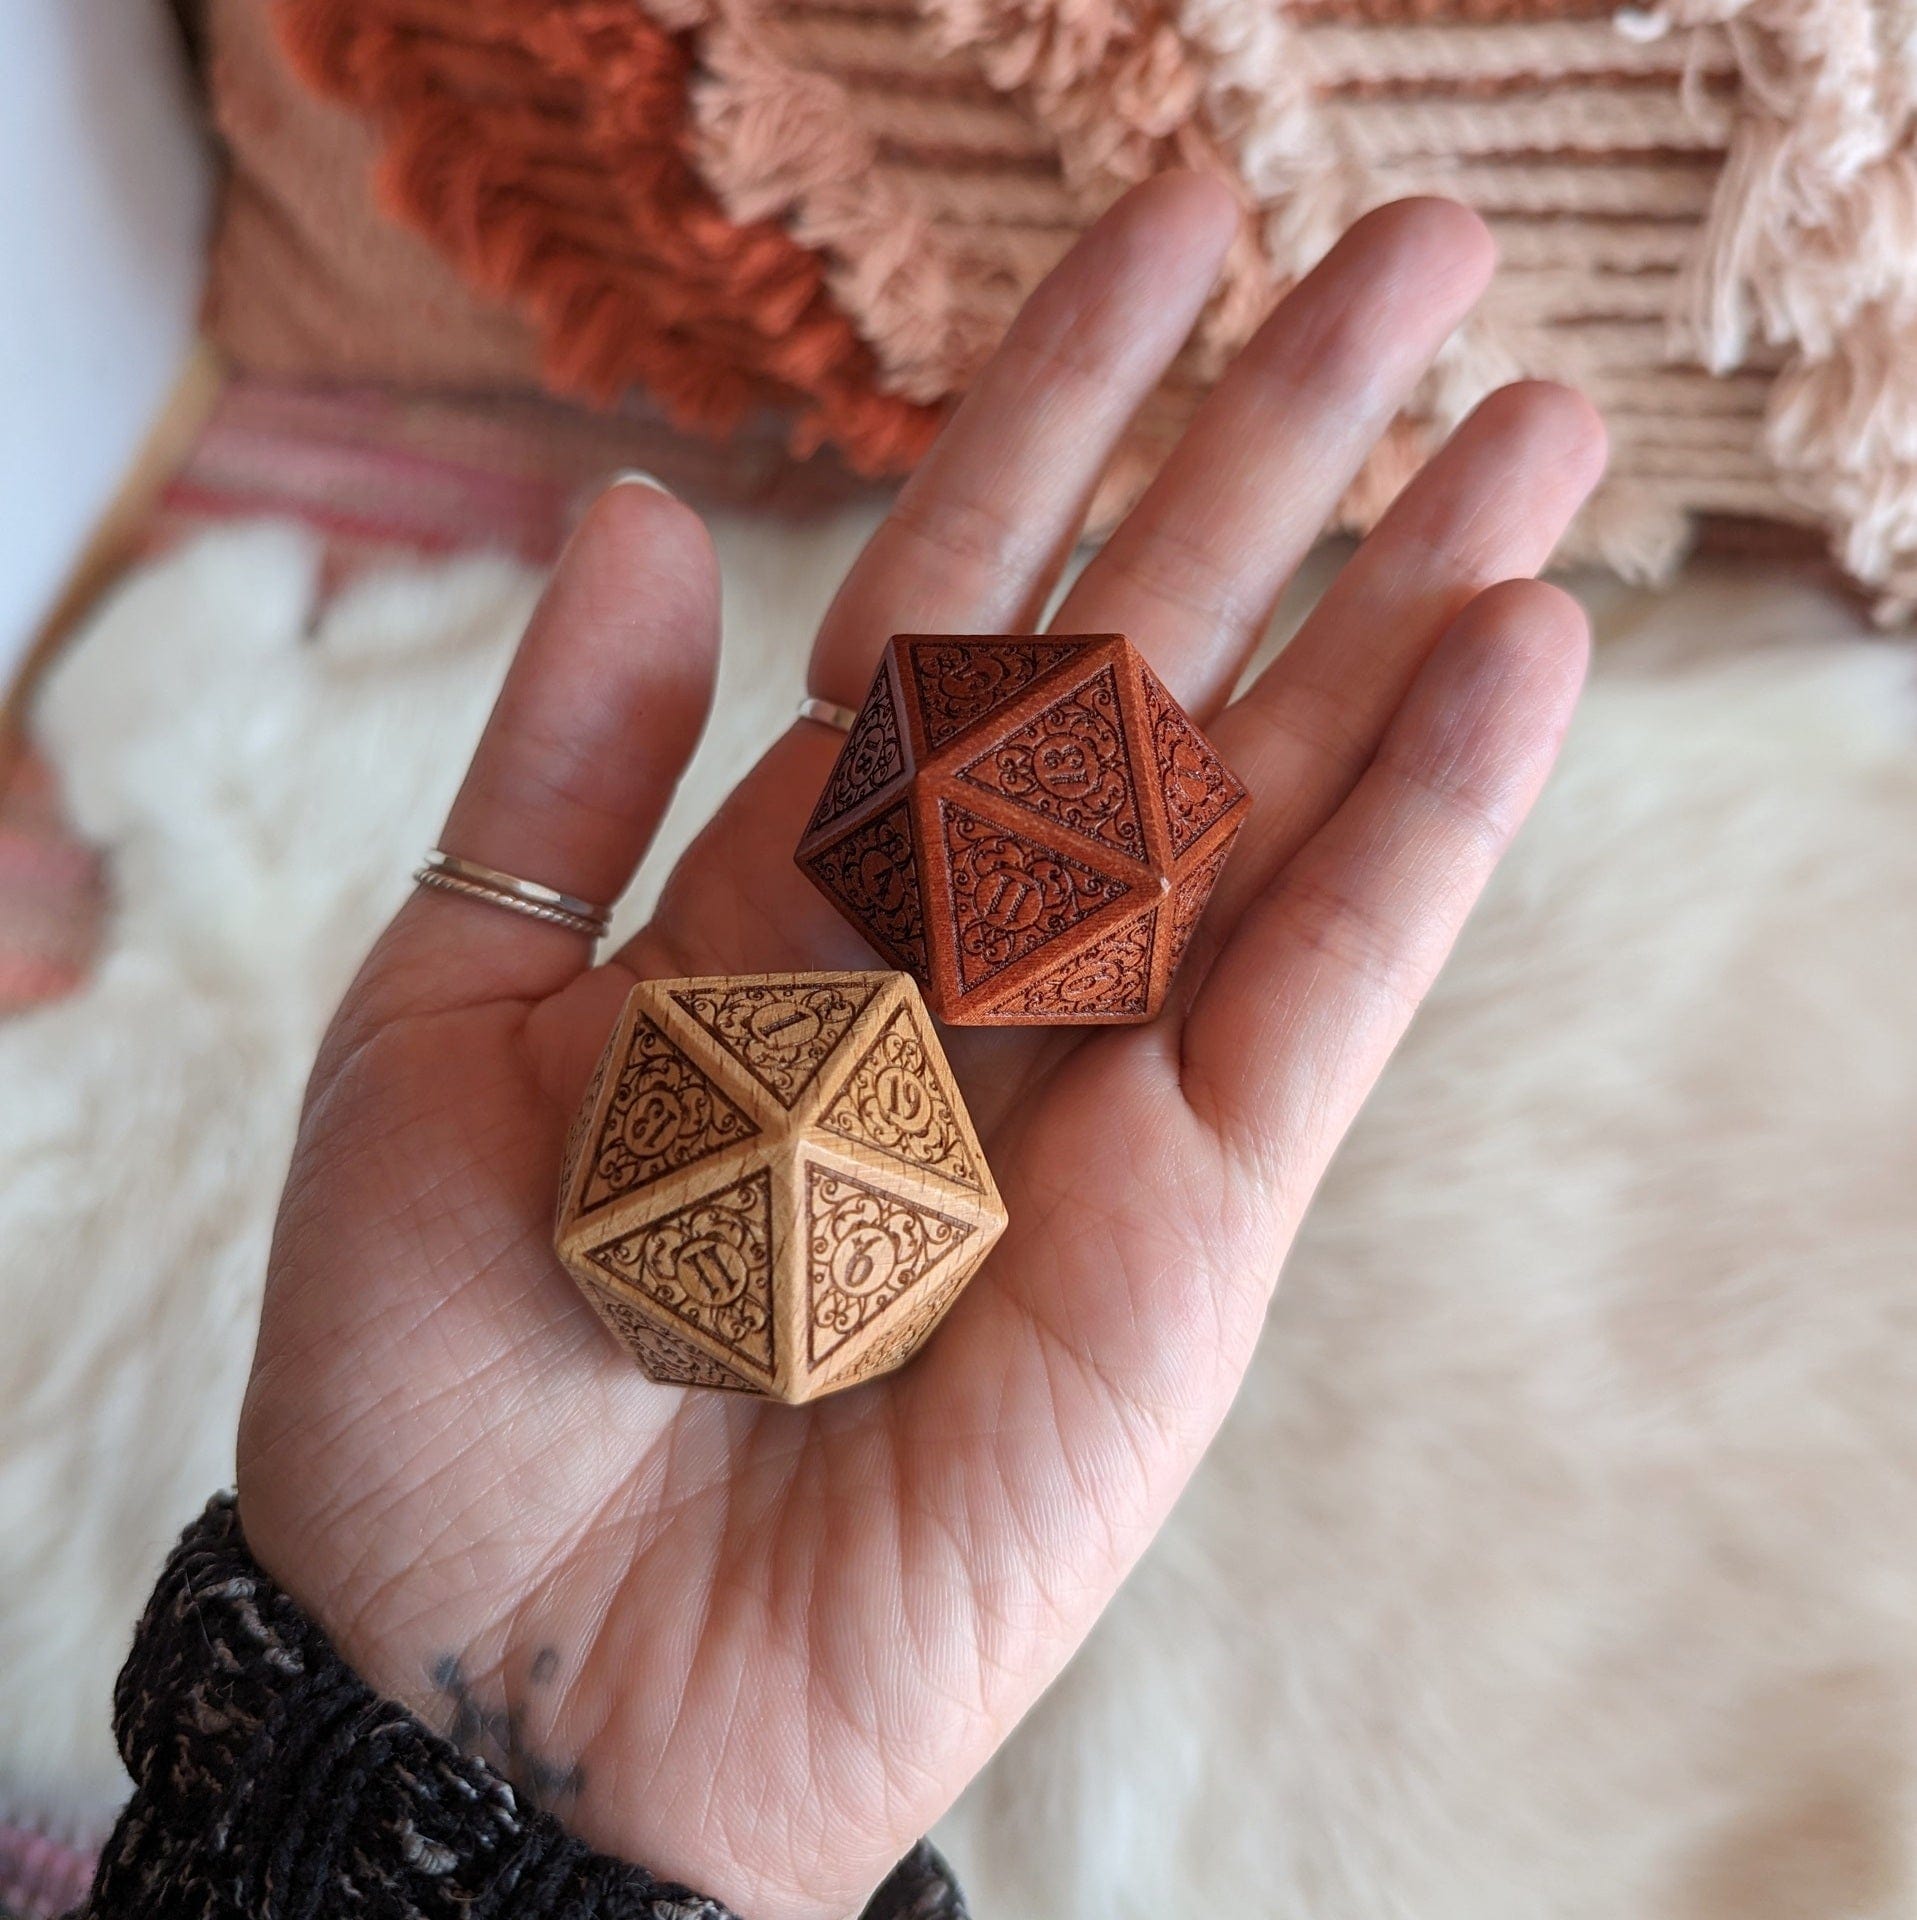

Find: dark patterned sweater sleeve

[81,1495,969,1920]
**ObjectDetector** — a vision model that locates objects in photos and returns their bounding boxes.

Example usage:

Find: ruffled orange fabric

[275,0,938,473]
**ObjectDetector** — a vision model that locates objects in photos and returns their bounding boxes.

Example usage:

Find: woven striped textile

[268,0,1917,617]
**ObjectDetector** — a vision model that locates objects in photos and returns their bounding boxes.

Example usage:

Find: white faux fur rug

[2,517,1914,1917]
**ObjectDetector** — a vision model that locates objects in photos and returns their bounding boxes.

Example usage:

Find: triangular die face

[906,638,1082,750]
[806,664,906,835]
[585,1169,776,1373]
[803,1162,977,1366]
[557,1024,620,1222]
[953,664,1145,861]
[1140,668,1246,858]
[1165,837,1235,978]
[579,1015,759,1215]
[993,910,1155,1019]
[941,801,1133,991]
[815,1003,985,1191]
[818,1258,972,1390]
[585,1288,761,1393]
[670,978,878,1111]
[803,800,929,974]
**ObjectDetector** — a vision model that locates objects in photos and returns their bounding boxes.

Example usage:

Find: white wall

[0,0,213,680]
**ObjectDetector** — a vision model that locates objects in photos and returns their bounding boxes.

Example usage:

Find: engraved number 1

[978,870,1040,931]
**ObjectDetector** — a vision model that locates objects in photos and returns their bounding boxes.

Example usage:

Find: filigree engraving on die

[996,911,1155,1019]
[907,638,1080,749]
[580,1017,759,1214]
[584,1287,760,1391]
[586,1170,776,1370]
[558,1025,620,1224]
[1141,667,1246,858]
[941,802,1131,989]
[671,978,878,1110]
[805,801,929,973]
[1165,838,1236,977]
[805,667,905,834]
[955,664,1144,859]
[822,1259,972,1389]
[804,1164,975,1365]
[816,1003,983,1190]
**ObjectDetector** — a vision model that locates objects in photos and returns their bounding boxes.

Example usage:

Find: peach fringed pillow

[655,0,1917,607]
[238,0,1917,616]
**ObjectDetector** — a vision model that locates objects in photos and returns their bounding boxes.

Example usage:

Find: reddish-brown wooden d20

[795,634,1251,1024]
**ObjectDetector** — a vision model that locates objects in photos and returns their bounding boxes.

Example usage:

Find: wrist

[232,1473,846,1920]
[235,1479,583,1819]
[97,1496,743,1920]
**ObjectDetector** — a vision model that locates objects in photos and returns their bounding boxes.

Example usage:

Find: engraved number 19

[872,1064,929,1135]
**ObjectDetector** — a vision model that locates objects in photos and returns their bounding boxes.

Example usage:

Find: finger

[370,479,721,1016]
[1202,379,1605,938]
[1052,198,1495,714]
[1181,578,1589,1193]
[807,171,1239,708]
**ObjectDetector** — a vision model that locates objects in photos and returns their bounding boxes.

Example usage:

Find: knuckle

[886,481,1051,581]
[1381,744,1514,857]
[1262,863,1421,1008]
[477,722,633,835]
[1097,520,1256,632]
[1235,678,1376,789]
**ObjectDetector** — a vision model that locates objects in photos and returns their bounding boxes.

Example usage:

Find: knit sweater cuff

[81,1494,967,1920]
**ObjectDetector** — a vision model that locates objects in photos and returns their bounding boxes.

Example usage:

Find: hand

[237,176,1605,1920]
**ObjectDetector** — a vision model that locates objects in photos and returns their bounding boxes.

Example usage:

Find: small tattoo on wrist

[430,1651,585,1807]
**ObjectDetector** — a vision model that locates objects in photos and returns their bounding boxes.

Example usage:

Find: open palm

[237,177,1605,1920]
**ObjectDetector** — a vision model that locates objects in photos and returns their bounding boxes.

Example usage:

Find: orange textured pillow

[208,0,936,472]
[273,0,935,470]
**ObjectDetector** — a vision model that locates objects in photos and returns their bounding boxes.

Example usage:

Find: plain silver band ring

[798,696,858,732]
[414,850,610,939]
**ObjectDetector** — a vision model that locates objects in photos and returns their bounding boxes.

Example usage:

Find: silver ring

[798,696,858,732]
[415,850,611,939]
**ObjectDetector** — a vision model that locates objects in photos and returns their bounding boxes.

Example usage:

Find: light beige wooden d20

[554,971,1006,1403]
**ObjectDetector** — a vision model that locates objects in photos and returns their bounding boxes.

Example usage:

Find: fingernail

[610,469,675,497]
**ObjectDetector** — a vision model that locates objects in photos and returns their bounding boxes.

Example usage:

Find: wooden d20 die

[795,634,1251,1023]
[554,971,1006,1403]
